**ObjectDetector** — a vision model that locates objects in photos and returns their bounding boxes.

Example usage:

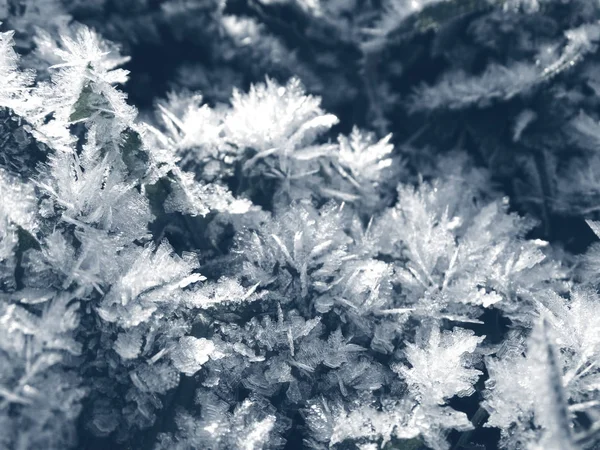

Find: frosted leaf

[44,26,130,84]
[215,308,322,393]
[37,128,154,238]
[170,336,215,376]
[336,128,393,183]
[225,77,338,152]
[164,171,252,216]
[31,230,75,282]
[374,174,560,323]
[456,202,553,309]
[70,227,137,292]
[321,127,398,210]
[32,26,136,154]
[483,319,583,450]
[396,326,484,405]
[483,344,536,433]
[0,290,84,450]
[383,182,457,282]
[303,395,470,450]
[238,202,350,297]
[105,241,199,308]
[145,124,252,217]
[39,293,82,354]
[156,76,343,203]
[321,328,366,368]
[534,289,600,367]
[186,277,262,308]
[0,30,35,113]
[156,91,225,157]
[156,392,287,450]
[323,259,393,315]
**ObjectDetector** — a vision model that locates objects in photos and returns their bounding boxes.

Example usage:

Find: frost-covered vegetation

[3,1,600,450]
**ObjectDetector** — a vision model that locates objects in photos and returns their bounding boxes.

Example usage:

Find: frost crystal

[397,326,484,405]
[170,336,215,375]
[3,5,600,449]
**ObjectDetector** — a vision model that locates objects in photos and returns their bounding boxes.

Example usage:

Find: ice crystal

[3,5,600,449]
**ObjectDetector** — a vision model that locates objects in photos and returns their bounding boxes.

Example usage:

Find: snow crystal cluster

[3,1,600,450]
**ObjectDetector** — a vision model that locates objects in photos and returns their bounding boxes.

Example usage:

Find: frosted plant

[157,78,401,211]
[0,29,86,450]
[302,396,422,448]
[235,201,351,299]
[410,61,539,111]
[0,168,85,449]
[301,326,484,450]
[313,257,394,319]
[335,128,394,185]
[0,30,35,111]
[0,291,86,450]
[95,241,200,327]
[370,165,562,324]
[225,77,338,154]
[154,77,336,206]
[319,127,398,212]
[387,326,484,450]
[154,90,227,173]
[483,306,600,450]
[0,24,247,445]
[16,0,598,233]
[155,391,288,450]
[3,4,600,449]
[397,326,485,406]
